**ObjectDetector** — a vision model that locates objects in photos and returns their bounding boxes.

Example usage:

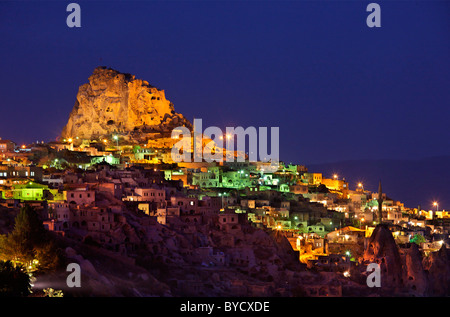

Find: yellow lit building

[321,178,348,192]
[302,173,322,185]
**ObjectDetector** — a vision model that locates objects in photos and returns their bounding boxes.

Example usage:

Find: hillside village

[1,136,449,296]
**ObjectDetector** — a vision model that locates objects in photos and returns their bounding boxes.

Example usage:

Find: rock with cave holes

[362,224,403,289]
[61,66,191,142]
[404,242,428,296]
[422,244,450,296]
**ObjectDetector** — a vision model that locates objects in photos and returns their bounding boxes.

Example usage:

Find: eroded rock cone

[423,244,450,296]
[363,224,403,290]
[404,243,428,296]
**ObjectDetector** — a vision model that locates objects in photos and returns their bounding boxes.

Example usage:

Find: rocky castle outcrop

[61,66,191,142]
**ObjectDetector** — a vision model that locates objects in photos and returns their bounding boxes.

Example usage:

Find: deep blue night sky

[0,2,449,182]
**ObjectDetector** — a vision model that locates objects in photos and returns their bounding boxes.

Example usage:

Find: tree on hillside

[13,204,47,245]
[410,233,426,245]
[0,260,31,297]
[0,205,62,270]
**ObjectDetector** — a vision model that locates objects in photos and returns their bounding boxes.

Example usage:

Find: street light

[113,135,119,147]
[433,201,438,211]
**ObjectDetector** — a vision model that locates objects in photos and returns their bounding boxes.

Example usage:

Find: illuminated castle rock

[61,66,191,142]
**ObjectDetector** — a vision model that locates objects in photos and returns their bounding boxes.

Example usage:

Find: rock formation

[362,224,403,289]
[61,66,192,142]
[404,243,428,296]
[362,224,450,296]
[423,244,450,296]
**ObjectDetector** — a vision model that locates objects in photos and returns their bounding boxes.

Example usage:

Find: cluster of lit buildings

[0,136,449,267]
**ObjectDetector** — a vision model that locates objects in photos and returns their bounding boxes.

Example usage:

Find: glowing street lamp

[433,201,438,211]
[333,174,338,180]
[113,135,119,147]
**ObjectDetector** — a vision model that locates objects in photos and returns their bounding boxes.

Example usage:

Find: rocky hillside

[61,66,192,142]
[30,213,306,297]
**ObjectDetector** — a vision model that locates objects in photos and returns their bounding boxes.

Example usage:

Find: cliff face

[61,66,191,141]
